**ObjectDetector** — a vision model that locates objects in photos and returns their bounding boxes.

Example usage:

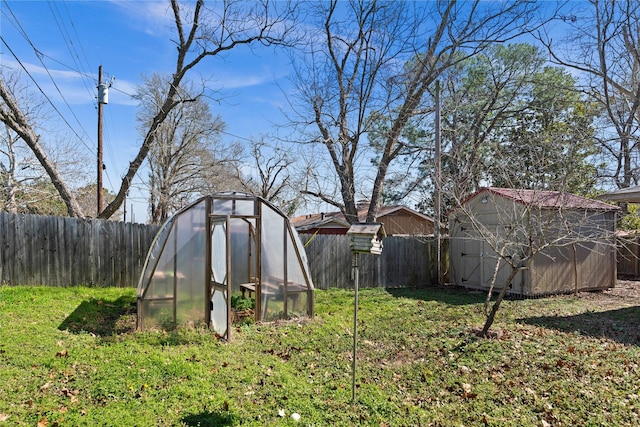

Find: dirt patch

[576,279,640,305]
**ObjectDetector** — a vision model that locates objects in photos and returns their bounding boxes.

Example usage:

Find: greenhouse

[136,192,314,340]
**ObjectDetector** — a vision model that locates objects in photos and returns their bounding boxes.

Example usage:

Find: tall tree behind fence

[301,234,439,289]
[0,212,160,287]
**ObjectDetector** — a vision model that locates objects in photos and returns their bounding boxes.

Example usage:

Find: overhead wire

[0,35,94,154]
[47,0,95,106]
[3,0,127,194]
[0,1,94,154]
[0,1,153,219]
[52,0,119,191]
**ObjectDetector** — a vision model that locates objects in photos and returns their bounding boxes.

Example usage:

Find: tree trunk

[0,80,84,217]
[481,266,521,336]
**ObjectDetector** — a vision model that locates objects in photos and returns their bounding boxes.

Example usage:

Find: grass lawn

[1,284,640,426]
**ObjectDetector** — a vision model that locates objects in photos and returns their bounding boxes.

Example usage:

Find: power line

[0,1,94,154]
[0,35,94,154]
[2,0,120,196]
[47,0,95,105]
[47,1,120,193]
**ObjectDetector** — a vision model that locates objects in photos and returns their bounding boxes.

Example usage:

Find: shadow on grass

[387,285,486,306]
[182,410,238,426]
[519,306,640,346]
[58,295,137,337]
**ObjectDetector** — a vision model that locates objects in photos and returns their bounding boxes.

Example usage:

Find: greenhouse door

[210,217,231,340]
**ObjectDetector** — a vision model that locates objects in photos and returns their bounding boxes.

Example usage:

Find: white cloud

[107,0,175,37]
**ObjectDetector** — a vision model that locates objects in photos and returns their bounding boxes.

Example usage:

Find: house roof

[291,205,433,230]
[597,185,640,203]
[290,212,350,230]
[461,187,620,211]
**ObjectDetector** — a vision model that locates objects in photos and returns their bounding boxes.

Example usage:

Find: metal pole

[434,80,442,285]
[352,252,359,402]
[97,65,104,216]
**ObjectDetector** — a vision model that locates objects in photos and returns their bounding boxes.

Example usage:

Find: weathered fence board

[0,212,160,287]
[301,234,439,290]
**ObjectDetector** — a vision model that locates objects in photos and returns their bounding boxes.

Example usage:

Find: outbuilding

[291,204,435,236]
[448,188,619,296]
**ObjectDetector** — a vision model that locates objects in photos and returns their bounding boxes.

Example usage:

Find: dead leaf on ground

[55,349,69,358]
[461,383,477,399]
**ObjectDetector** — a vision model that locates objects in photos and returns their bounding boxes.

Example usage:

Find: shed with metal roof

[448,188,620,296]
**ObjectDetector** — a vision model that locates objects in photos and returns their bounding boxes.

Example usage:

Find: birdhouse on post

[347,223,386,255]
[347,222,385,403]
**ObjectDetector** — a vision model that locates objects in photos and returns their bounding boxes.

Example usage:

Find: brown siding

[379,211,434,235]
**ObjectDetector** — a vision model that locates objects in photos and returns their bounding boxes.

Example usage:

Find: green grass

[1,285,640,426]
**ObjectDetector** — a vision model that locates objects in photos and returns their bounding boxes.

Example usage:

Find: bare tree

[237,138,302,215]
[539,0,640,189]
[287,1,547,224]
[1,121,30,213]
[136,74,226,224]
[0,1,297,220]
[74,184,122,221]
[0,72,84,216]
[98,0,298,220]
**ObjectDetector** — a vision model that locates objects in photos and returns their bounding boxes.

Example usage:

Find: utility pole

[97,65,104,217]
[434,80,442,285]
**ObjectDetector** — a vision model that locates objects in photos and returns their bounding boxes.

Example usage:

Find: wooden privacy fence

[0,212,159,287]
[301,234,440,290]
[618,235,640,277]
[0,212,442,290]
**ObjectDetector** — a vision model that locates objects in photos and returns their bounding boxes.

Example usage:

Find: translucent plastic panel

[232,199,255,216]
[139,225,181,328]
[261,278,284,322]
[213,199,233,215]
[137,218,174,298]
[261,204,285,320]
[211,222,227,285]
[229,219,256,291]
[292,228,314,289]
[210,218,229,337]
[174,200,207,325]
[139,299,175,330]
[286,232,308,292]
[287,291,308,318]
[212,197,256,216]
[261,284,308,321]
[211,287,228,337]
[147,234,179,299]
[261,204,285,281]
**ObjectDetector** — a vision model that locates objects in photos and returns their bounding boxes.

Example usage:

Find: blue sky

[1,0,293,222]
